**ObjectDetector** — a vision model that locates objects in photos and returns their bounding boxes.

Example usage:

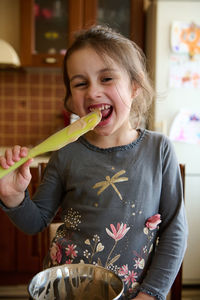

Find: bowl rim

[28,263,124,299]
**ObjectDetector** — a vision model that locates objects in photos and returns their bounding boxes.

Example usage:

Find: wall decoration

[169,109,200,144]
[169,21,200,88]
[169,54,200,88]
[171,21,200,58]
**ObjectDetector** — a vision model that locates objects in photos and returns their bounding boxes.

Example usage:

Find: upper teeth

[90,105,110,111]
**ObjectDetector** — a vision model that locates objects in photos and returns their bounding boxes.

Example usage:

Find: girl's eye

[102,77,113,83]
[74,82,87,88]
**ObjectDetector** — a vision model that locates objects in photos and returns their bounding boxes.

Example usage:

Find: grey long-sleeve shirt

[1,129,188,299]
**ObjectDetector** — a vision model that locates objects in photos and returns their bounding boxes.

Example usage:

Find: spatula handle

[0,149,35,179]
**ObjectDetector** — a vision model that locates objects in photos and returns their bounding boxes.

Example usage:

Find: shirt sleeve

[0,151,65,235]
[138,136,188,300]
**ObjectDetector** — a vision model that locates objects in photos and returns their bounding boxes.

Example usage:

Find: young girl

[0,25,187,300]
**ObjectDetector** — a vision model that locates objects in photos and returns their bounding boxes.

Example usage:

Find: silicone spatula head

[0,110,101,179]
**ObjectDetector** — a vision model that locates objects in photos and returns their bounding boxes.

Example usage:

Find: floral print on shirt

[47,213,161,296]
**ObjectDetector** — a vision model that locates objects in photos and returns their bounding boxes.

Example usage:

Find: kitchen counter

[0,147,50,167]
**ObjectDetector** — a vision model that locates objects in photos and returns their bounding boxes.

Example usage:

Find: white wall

[154,1,200,134]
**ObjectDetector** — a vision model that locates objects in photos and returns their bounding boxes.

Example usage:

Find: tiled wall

[0,69,70,147]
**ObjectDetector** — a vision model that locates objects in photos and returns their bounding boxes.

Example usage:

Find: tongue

[101,108,111,119]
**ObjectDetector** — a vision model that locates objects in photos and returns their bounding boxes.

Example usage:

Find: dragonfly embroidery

[93,170,128,200]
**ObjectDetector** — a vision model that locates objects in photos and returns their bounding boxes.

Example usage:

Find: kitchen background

[0,0,68,147]
[0,0,200,298]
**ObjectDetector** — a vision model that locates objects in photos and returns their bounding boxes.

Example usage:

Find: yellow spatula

[0,110,101,179]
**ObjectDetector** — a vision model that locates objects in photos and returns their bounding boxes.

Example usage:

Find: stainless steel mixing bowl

[28,263,124,300]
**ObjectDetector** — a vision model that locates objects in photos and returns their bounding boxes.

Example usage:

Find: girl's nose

[86,83,102,99]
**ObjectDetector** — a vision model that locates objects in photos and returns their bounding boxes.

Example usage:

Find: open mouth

[89,104,113,122]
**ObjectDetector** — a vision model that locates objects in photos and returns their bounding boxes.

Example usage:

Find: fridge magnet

[171,21,200,58]
[169,109,200,144]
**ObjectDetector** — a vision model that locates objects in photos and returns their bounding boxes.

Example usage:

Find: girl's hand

[132,292,156,299]
[0,146,33,208]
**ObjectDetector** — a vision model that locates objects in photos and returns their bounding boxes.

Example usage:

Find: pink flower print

[106,223,130,241]
[145,214,161,230]
[124,270,138,287]
[65,244,78,259]
[66,259,72,264]
[105,223,130,268]
[50,242,62,265]
[119,264,129,276]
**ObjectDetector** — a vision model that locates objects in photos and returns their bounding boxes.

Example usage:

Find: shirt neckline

[79,129,146,153]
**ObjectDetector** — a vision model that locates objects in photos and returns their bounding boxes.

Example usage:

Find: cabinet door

[84,0,145,50]
[16,230,48,274]
[20,0,84,67]
[0,210,16,272]
[0,211,48,284]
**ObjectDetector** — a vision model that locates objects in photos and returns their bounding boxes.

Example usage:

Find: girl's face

[66,46,137,138]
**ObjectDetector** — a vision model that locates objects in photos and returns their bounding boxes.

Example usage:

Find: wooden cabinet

[96,0,145,50]
[0,211,48,284]
[20,0,79,67]
[20,0,145,67]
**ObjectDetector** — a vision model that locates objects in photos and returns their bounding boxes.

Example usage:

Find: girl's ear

[131,81,140,99]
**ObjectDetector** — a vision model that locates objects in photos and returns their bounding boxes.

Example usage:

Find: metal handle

[44,57,57,64]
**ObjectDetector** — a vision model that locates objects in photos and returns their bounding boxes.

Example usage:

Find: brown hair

[63,25,154,127]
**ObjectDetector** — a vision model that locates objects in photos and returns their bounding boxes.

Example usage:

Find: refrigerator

[145,0,200,285]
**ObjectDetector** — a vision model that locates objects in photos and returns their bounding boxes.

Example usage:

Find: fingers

[19,158,33,179]
[0,146,29,169]
[23,158,34,168]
